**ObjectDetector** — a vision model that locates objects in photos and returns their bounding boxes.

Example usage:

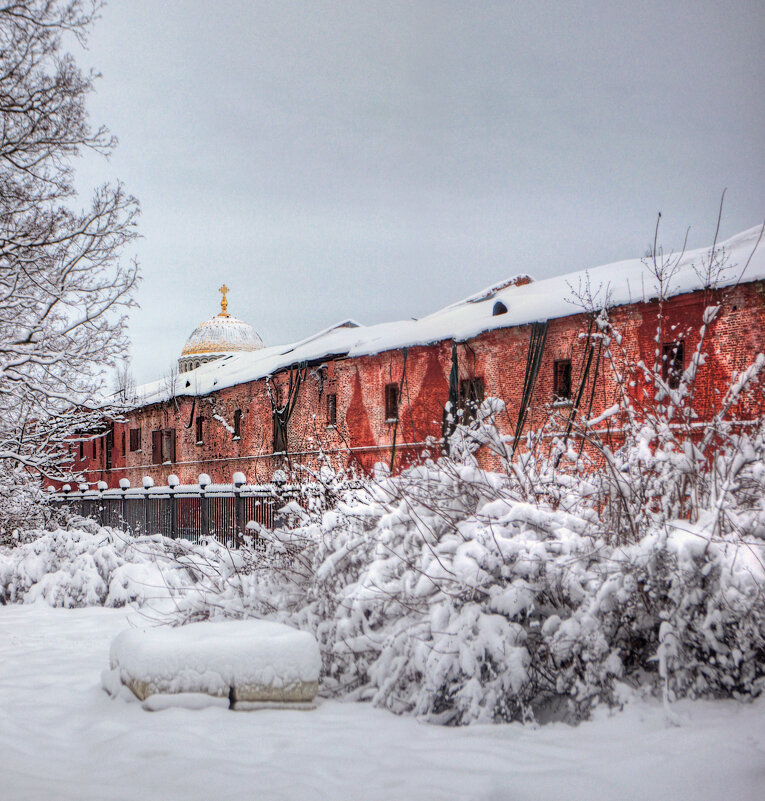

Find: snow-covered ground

[1,605,762,801]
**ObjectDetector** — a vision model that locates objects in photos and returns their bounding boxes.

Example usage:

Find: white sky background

[72,0,765,385]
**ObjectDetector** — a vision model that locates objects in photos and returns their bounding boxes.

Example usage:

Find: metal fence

[51,481,336,548]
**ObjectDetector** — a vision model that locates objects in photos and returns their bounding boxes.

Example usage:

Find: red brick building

[73,226,765,488]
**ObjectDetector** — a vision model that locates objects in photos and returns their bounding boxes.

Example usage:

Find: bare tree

[161,362,180,408]
[112,359,136,406]
[0,1,140,480]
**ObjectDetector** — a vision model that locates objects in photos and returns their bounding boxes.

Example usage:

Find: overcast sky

[73,0,765,384]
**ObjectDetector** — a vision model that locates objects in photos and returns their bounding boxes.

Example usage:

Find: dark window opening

[79,440,84,461]
[106,427,114,471]
[121,431,126,454]
[327,393,337,426]
[273,415,287,454]
[233,408,242,439]
[492,300,508,316]
[662,341,685,389]
[162,428,176,463]
[129,428,141,452]
[553,360,572,402]
[152,428,176,463]
[385,383,399,421]
[196,416,205,445]
[459,377,485,422]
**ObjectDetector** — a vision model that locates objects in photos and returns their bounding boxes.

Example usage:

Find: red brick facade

[72,280,765,488]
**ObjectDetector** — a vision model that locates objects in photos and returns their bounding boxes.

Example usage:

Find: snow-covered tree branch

[0,1,140,483]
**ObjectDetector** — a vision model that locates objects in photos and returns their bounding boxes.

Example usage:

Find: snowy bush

[0,518,312,617]
[2,452,763,725]
[0,465,64,546]
[0,522,233,609]
[280,455,765,724]
[1,526,159,607]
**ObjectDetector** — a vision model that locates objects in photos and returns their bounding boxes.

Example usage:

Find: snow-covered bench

[103,619,321,710]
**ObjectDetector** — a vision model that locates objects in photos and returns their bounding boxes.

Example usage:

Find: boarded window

[129,428,141,452]
[327,393,337,425]
[152,430,162,464]
[459,377,485,421]
[385,383,399,421]
[553,360,572,401]
[196,416,205,445]
[662,341,685,389]
[233,409,242,439]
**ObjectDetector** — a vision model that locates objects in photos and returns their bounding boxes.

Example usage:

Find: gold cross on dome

[219,284,230,316]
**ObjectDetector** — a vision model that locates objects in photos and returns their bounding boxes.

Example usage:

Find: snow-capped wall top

[136,225,764,406]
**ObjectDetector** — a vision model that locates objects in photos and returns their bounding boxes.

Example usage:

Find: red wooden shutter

[152,430,162,464]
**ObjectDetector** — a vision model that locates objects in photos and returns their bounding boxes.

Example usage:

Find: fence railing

[50,475,349,547]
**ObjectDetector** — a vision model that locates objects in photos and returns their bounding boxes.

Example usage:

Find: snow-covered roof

[135,226,765,406]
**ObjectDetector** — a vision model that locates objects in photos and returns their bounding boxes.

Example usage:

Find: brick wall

[80,281,765,488]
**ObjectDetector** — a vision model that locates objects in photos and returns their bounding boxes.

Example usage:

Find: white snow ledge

[103,619,321,709]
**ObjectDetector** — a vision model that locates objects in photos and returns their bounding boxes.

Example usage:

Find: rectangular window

[459,377,485,421]
[129,428,141,452]
[553,360,572,402]
[273,415,287,454]
[106,427,114,471]
[79,440,84,461]
[233,409,242,439]
[196,416,205,445]
[162,428,176,463]
[326,393,337,426]
[121,432,126,453]
[384,383,399,421]
[151,428,176,463]
[662,341,685,389]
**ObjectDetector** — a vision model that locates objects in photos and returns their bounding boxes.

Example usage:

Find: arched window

[493,300,508,316]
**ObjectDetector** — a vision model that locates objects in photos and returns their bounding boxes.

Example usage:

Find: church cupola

[178,285,263,373]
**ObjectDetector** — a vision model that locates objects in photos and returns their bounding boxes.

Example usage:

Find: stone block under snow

[104,620,321,709]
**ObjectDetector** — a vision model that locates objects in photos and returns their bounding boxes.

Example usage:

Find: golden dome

[180,286,263,358]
